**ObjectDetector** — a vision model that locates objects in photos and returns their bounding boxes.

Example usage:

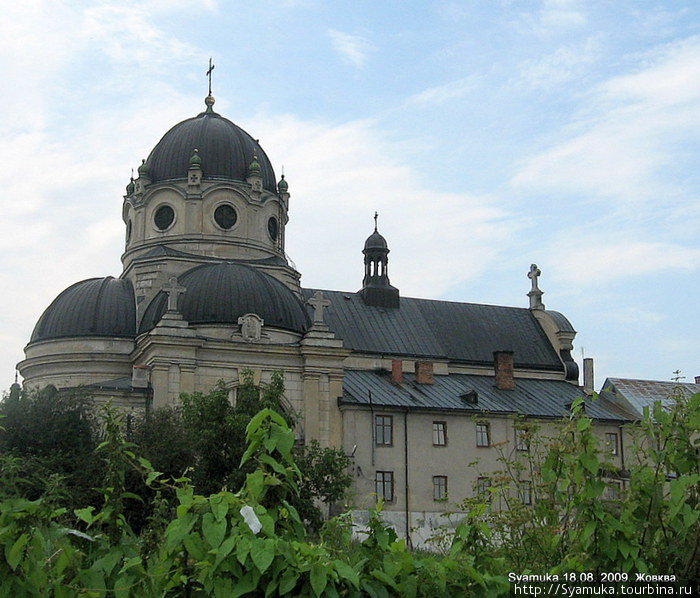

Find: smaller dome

[364,231,388,252]
[139,262,309,334]
[125,177,135,196]
[30,277,136,343]
[277,174,288,193]
[137,159,150,176]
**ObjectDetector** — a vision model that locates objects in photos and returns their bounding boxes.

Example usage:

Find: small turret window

[268,217,278,242]
[214,204,237,230]
[126,220,132,243]
[154,205,175,231]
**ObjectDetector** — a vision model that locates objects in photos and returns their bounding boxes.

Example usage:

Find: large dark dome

[139,263,309,334]
[30,277,136,343]
[144,106,276,191]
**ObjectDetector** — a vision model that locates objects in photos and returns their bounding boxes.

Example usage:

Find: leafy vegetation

[0,380,697,595]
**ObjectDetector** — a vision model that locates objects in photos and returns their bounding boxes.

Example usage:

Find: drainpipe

[404,408,411,548]
[618,424,626,488]
[368,390,375,467]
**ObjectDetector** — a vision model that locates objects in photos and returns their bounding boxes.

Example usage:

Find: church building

[18,92,636,544]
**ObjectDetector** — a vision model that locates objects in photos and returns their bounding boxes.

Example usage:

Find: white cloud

[516,36,600,90]
[512,36,700,204]
[327,29,374,68]
[547,237,700,286]
[407,77,477,107]
[539,0,587,29]
[249,113,520,297]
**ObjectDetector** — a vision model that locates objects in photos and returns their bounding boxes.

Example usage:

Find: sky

[2,0,699,390]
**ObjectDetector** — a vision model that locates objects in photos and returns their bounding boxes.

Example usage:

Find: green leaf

[250,538,274,573]
[279,570,299,594]
[310,563,328,597]
[5,533,29,570]
[202,512,227,548]
[334,560,359,587]
[75,506,95,525]
[236,535,251,565]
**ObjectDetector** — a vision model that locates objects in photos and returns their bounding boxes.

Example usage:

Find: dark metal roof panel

[140,262,309,334]
[30,277,136,343]
[342,370,631,421]
[302,289,563,369]
[145,112,276,192]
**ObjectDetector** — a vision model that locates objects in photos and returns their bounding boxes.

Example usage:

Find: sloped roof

[601,377,700,417]
[343,370,635,421]
[302,289,564,371]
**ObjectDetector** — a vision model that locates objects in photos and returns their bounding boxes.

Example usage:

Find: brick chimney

[415,361,434,384]
[391,359,403,384]
[493,351,515,390]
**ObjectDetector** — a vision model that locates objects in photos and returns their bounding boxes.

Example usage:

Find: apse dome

[143,99,276,191]
[139,262,309,334]
[30,277,136,343]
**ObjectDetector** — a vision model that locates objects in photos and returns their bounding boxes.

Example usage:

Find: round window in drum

[268,217,278,241]
[214,204,237,230]
[154,205,175,231]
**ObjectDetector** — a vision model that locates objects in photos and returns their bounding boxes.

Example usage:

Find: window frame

[516,428,530,452]
[433,475,448,501]
[432,421,447,446]
[374,415,393,446]
[375,470,394,502]
[605,432,619,456]
[519,480,532,505]
[476,476,491,502]
[476,422,490,447]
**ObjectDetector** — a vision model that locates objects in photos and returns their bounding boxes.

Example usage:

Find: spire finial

[14,370,18,385]
[204,57,216,112]
[206,57,215,96]
[374,211,378,232]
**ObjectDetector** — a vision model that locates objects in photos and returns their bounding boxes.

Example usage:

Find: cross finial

[373,211,378,232]
[163,276,187,313]
[307,290,331,326]
[527,264,544,310]
[528,264,541,292]
[206,57,215,96]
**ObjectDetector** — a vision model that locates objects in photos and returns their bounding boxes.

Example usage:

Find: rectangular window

[375,415,393,446]
[516,428,530,452]
[375,471,394,502]
[433,476,448,501]
[519,480,532,505]
[605,432,619,456]
[604,480,622,501]
[476,476,491,501]
[476,423,490,447]
[432,421,447,446]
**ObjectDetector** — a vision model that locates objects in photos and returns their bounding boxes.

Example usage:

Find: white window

[605,432,619,456]
[433,421,447,446]
[476,423,490,447]
[433,476,448,500]
[375,415,393,446]
[375,471,394,502]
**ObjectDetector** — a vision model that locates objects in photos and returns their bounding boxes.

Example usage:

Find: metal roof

[30,277,136,343]
[145,111,277,192]
[601,377,700,417]
[302,289,564,371]
[140,262,309,334]
[342,370,634,421]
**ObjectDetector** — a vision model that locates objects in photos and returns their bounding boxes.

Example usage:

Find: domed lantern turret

[359,213,399,308]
